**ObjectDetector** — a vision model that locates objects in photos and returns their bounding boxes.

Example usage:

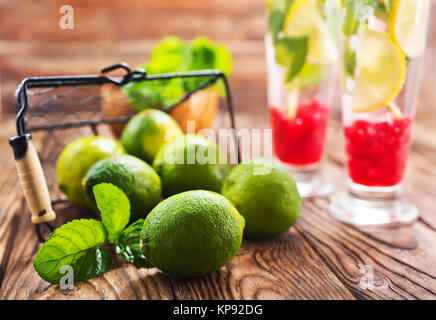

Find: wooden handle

[11,136,56,224]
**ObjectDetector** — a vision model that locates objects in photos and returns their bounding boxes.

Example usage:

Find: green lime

[121,109,183,164]
[221,158,301,238]
[56,136,125,206]
[140,190,245,277]
[153,135,233,197]
[83,154,162,219]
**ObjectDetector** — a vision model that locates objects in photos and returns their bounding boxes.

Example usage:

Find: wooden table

[0,99,435,299]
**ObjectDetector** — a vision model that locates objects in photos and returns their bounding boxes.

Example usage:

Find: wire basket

[9,63,239,242]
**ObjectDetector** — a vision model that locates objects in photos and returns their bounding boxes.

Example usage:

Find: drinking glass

[264,0,340,197]
[330,0,431,225]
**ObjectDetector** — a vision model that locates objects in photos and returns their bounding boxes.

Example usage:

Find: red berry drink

[270,100,330,167]
[330,0,429,226]
[264,0,339,197]
[344,117,412,187]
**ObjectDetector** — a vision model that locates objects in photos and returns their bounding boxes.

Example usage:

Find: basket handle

[9,134,56,224]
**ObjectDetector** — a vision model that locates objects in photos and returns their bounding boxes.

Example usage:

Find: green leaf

[343,38,356,78]
[123,78,186,111]
[266,0,295,15]
[150,36,190,63]
[374,0,394,21]
[189,37,216,71]
[268,10,286,42]
[214,44,233,76]
[292,63,329,89]
[93,183,130,244]
[343,0,379,35]
[275,37,308,83]
[34,219,111,284]
[114,219,150,268]
[267,0,297,42]
[123,36,233,108]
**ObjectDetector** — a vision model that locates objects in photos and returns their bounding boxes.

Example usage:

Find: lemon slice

[352,29,406,113]
[388,0,430,58]
[283,0,338,65]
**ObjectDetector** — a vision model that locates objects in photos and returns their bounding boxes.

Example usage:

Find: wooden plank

[0,114,435,299]
[0,0,266,42]
[297,199,436,300]
[0,0,435,298]
[0,215,356,300]
[1,0,435,114]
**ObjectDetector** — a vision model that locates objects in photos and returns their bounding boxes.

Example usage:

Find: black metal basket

[9,62,239,243]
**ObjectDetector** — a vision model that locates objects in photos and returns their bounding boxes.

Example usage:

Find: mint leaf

[293,63,329,89]
[189,37,216,71]
[214,44,233,77]
[115,219,150,268]
[384,0,393,13]
[343,38,356,78]
[265,0,295,15]
[374,0,393,21]
[275,37,308,83]
[123,36,233,110]
[266,0,296,42]
[93,183,130,244]
[343,0,378,35]
[268,10,286,42]
[34,219,111,284]
[150,36,190,63]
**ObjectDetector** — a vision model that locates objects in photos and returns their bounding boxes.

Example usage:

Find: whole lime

[153,135,233,197]
[121,109,183,164]
[221,158,301,238]
[56,136,125,206]
[83,155,162,219]
[140,190,245,277]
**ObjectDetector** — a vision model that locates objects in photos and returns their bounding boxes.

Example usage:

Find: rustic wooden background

[0,0,435,300]
[1,0,435,116]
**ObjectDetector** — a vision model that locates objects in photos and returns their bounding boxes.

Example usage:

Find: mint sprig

[279,37,309,83]
[34,183,147,284]
[115,219,149,268]
[123,36,233,111]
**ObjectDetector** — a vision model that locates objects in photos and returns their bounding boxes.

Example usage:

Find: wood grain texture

[0,112,435,300]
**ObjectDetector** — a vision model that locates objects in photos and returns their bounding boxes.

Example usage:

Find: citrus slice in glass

[388,0,430,58]
[283,0,338,65]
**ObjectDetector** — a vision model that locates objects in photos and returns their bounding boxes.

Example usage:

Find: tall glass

[330,0,431,225]
[264,0,340,197]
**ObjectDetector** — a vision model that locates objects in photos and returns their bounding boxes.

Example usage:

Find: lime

[283,0,338,65]
[352,29,406,113]
[56,136,125,206]
[388,0,430,58]
[153,135,233,197]
[83,155,162,219]
[221,158,301,238]
[121,109,183,164]
[140,190,245,277]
